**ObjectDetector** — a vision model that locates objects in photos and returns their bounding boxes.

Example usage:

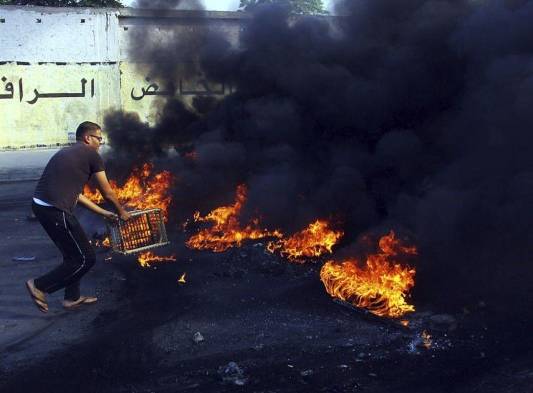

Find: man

[26,121,131,313]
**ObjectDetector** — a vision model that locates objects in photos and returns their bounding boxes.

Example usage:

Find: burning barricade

[320,231,417,319]
[186,184,282,252]
[90,171,418,320]
[266,220,344,262]
[185,185,343,260]
[185,186,417,320]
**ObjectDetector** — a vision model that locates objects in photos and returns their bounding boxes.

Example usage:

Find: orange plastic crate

[108,209,169,254]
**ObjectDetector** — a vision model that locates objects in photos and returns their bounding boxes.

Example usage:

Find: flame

[178,273,187,284]
[186,184,282,252]
[320,231,416,318]
[137,251,176,268]
[185,187,342,259]
[267,220,343,262]
[83,163,174,220]
[91,236,111,248]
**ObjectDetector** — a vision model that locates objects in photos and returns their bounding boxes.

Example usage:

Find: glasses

[89,134,104,143]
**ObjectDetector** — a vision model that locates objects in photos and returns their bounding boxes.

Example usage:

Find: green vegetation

[239,0,327,15]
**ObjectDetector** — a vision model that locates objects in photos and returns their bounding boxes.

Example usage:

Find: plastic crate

[107,209,169,254]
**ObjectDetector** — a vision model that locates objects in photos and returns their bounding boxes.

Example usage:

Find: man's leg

[63,279,97,309]
[64,279,81,301]
[31,203,96,300]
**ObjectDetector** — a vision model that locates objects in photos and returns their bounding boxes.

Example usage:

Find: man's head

[76,121,103,151]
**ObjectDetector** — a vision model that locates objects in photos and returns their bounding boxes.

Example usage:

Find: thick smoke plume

[105,0,533,310]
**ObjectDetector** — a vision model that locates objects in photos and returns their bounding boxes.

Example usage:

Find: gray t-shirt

[34,143,105,213]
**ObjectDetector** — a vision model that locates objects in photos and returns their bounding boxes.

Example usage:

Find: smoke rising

[105,0,533,309]
[135,0,204,10]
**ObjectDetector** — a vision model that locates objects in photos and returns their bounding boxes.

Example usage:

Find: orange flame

[91,236,111,248]
[320,231,416,318]
[83,163,174,220]
[186,184,282,252]
[267,220,343,262]
[137,251,176,268]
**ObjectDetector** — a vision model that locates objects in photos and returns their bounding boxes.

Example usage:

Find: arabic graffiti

[130,77,232,101]
[131,78,172,101]
[27,78,95,105]
[179,78,227,96]
[0,76,95,105]
[1,74,234,105]
[0,76,21,102]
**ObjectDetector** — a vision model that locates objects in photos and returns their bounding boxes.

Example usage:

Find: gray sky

[122,0,334,11]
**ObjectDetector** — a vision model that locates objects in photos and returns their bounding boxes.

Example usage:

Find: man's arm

[78,194,118,220]
[92,171,131,220]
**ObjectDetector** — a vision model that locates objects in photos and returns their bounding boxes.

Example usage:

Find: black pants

[32,202,96,301]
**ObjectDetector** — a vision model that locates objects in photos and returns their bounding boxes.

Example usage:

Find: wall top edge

[118,8,250,20]
[0,6,341,20]
[0,5,249,19]
[0,5,119,14]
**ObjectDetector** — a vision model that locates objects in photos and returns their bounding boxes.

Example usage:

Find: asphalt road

[0,149,57,183]
[0,180,130,373]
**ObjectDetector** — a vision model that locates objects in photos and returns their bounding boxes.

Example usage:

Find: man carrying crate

[25,121,131,313]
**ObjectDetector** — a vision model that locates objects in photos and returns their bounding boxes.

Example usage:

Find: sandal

[25,279,48,313]
[62,296,98,310]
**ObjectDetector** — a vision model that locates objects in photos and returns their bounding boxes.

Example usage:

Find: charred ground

[1,219,532,392]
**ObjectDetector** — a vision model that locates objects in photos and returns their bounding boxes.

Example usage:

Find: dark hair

[76,121,101,141]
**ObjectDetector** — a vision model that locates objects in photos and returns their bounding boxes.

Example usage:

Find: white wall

[0,7,120,62]
[0,6,245,150]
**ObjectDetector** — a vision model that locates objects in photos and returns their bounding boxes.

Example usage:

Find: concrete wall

[0,6,245,150]
[1,7,120,62]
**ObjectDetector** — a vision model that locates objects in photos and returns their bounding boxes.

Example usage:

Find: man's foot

[25,279,48,313]
[62,296,98,310]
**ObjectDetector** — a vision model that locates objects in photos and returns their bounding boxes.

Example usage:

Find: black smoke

[128,0,207,83]
[104,0,533,311]
[135,0,204,10]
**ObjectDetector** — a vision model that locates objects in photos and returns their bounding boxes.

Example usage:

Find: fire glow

[186,184,282,252]
[83,163,174,220]
[137,251,176,268]
[320,231,416,318]
[267,220,343,262]
[91,236,111,248]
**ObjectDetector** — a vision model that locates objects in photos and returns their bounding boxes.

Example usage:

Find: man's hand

[119,210,131,221]
[79,194,122,221]
[104,209,130,222]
